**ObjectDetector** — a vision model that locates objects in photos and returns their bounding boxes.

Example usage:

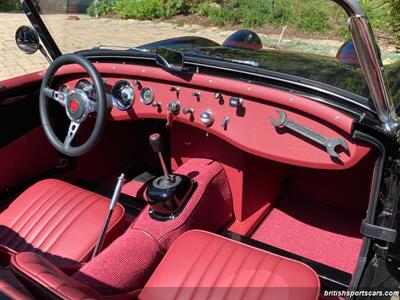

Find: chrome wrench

[270,110,348,158]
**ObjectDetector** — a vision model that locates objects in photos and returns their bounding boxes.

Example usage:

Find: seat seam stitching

[256,258,283,300]
[186,239,233,300]
[33,190,94,251]
[43,197,103,254]
[0,183,62,243]
[220,247,254,300]
[237,253,269,300]
[172,236,219,300]
[17,186,81,251]
[6,184,71,245]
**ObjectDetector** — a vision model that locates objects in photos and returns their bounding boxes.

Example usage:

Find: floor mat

[251,196,364,274]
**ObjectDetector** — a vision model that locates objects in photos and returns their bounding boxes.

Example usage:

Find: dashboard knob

[221,116,230,130]
[132,80,141,89]
[170,87,180,97]
[192,91,201,101]
[167,100,180,115]
[152,101,161,108]
[229,96,244,107]
[200,110,214,127]
[183,108,195,115]
[214,92,222,100]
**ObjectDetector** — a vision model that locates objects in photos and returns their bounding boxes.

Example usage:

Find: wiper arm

[184,50,260,67]
[184,50,225,60]
[229,59,260,67]
[92,44,150,52]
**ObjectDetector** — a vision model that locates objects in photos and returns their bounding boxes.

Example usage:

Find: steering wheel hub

[66,89,87,121]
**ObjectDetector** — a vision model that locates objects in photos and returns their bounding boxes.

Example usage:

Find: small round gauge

[59,84,70,93]
[75,79,95,99]
[140,87,154,105]
[112,80,134,110]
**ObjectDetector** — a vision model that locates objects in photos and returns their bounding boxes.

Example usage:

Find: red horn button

[69,100,79,112]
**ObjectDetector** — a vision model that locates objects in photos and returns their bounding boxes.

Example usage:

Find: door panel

[0,82,60,206]
[0,126,59,194]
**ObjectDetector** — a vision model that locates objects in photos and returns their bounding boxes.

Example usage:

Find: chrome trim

[64,121,80,147]
[111,80,135,111]
[348,15,399,133]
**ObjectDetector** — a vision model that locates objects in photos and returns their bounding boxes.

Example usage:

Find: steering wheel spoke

[43,87,67,106]
[86,99,98,114]
[64,121,80,148]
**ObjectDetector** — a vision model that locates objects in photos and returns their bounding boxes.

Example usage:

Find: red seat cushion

[0,267,33,300]
[140,230,320,300]
[0,179,125,268]
[11,252,104,300]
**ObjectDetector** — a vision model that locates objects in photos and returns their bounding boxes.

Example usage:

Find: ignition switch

[167,100,180,115]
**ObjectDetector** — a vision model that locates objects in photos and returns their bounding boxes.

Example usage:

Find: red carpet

[251,196,364,274]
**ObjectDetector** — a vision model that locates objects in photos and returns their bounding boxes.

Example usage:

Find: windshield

[1,0,399,107]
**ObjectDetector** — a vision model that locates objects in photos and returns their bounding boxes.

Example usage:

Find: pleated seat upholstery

[0,179,125,268]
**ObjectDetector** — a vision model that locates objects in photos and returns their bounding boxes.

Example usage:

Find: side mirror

[15,26,40,55]
[156,47,184,71]
[336,40,360,67]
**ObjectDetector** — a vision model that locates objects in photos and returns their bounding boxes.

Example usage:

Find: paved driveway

[0,13,232,81]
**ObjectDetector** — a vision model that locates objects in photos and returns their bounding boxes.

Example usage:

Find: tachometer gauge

[112,80,134,110]
[75,79,95,99]
[140,87,154,105]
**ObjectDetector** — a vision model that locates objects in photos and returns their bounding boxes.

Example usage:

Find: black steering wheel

[39,54,107,157]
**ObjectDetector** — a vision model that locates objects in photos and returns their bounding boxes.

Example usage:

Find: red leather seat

[0,267,34,300]
[11,252,104,300]
[9,230,320,300]
[140,230,320,300]
[0,179,125,269]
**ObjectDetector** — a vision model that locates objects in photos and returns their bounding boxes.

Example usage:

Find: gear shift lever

[149,133,171,180]
[146,133,195,220]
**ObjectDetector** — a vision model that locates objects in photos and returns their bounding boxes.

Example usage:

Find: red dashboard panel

[55,63,370,170]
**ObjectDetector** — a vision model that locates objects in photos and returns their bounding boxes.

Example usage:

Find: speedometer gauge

[112,80,134,111]
[140,88,154,105]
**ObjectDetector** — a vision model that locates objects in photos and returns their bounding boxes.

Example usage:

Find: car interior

[0,44,381,299]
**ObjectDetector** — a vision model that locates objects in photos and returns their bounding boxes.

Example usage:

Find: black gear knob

[149,133,163,153]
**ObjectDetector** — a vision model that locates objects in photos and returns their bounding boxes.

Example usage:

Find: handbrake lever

[92,173,125,259]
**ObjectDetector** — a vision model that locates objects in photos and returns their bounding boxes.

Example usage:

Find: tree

[387,0,400,44]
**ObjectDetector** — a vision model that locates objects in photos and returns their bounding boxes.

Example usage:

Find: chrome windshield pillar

[348,15,399,133]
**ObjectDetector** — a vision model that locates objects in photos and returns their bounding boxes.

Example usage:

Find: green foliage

[295,1,336,33]
[112,0,196,20]
[387,0,400,44]
[87,0,397,41]
[114,0,162,19]
[198,0,340,34]
[87,0,115,17]
[198,0,214,17]
[163,0,197,18]
[0,0,21,11]
[360,0,391,30]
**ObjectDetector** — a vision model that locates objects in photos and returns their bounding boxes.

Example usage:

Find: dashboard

[56,63,371,170]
